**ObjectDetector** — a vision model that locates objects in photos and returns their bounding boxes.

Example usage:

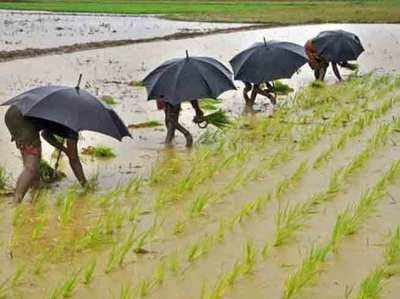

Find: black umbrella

[1,81,131,141]
[229,38,308,84]
[312,30,364,63]
[142,51,236,105]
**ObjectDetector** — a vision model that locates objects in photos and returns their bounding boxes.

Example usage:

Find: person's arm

[190,100,205,123]
[332,62,343,81]
[65,139,87,186]
[41,130,67,152]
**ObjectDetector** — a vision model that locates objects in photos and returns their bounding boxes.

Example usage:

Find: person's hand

[193,114,205,124]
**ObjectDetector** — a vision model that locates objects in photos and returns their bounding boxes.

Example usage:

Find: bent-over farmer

[305,39,357,82]
[5,105,86,203]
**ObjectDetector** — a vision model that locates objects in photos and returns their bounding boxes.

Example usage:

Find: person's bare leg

[332,62,342,81]
[15,154,40,203]
[65,139,86,186]
[165,105,176,146]
[318,65,328,81]
[175,122,193,147]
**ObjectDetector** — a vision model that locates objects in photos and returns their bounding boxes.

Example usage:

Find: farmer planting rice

[143,50,235,146]
[2,80,131,203]
[305,30,364,81]
[230,38,307,112]
[4,105,86,203]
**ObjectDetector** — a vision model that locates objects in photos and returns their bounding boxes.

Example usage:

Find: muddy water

[0,23,399,189]
[0,10,247,51]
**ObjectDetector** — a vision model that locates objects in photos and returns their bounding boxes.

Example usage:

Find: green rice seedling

[0,276,10,298]
[11,265,25,288]
[82,258,96,285]
[173,220,185,235]
[384,227,400,265]
[152,261,166,287]
[167,253,181,277]
[274,81,294,94]
[225,261,243,287]
[130,80,144,87]
[242,241,257,274]
[128,120,162,129]
[187,243,202,263]
[124,177,143,198]
[59,189,78,224]
[0,165,9,190]
[39,159,65,183]
[254,194,272,214]
[58,270,80,298]
[32,254,47,275]
[200,98,221,111]
[136,278,151,298]
[119,285,134,299]
[128,204,141,223]
[261,241,271,260]
[105,246,119,274]
[189,192,211,217]
[355,267,385,299]
[215,218,226,243]
[100,95,117,105]
[81,146,116,158]
[275,161,308,198]
[134,230,151,254]
[282,244,330,299]
[118,226,137,264]
[203,110,231,129]
[274,201,314,246]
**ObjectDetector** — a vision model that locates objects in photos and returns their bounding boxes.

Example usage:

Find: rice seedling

[384,227,400,265]
[200,98,222,111]
[11,265,25,288]
[189,192,211,217]
[0,165,9,190]
[275,160,308,198]
[0,276,11,299]
[128,120,162,129]
[274,80,294,95]
[203,110,231,129]
[274,201,314,246]
[82,258,97,285]
[130,80,144,87]
[51,270,80,298]
[242,241,257,274]
[282,244,331,299]
[39,159,65,183]
[119,285,134,299]
[261,241,271,260]
[100,95,117,105]
[167,253,181,277]
[81,146,116,158]
[355,267,386,299]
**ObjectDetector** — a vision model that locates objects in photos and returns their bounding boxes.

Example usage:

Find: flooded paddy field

[1,14,400,299]
[0,10,246,51]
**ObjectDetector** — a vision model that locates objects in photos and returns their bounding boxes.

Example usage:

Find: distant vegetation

[0,1,398,24]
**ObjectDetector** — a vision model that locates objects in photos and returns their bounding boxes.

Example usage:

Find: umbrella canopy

[142,51,236,105]
[1,85,131,141]
[312,30,364,63]
[229,39,308,84]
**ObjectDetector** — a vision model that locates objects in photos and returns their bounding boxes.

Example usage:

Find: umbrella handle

[76,74,83,90]
[197,121,209,129]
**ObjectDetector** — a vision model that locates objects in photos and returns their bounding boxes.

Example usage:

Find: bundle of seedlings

[39,159,66,183]
[128,120,162,129]
[202,109,231,129]
[81,146,116,158]
[273,80,294,95]
[198,99,231,129]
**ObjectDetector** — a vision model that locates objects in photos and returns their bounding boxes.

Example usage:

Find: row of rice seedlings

[129,157,314,297]
[274,121,394,246]
[313,96,398,169]
[0,165,9,190]
[354,226,400,299]
[282,159,400,299]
